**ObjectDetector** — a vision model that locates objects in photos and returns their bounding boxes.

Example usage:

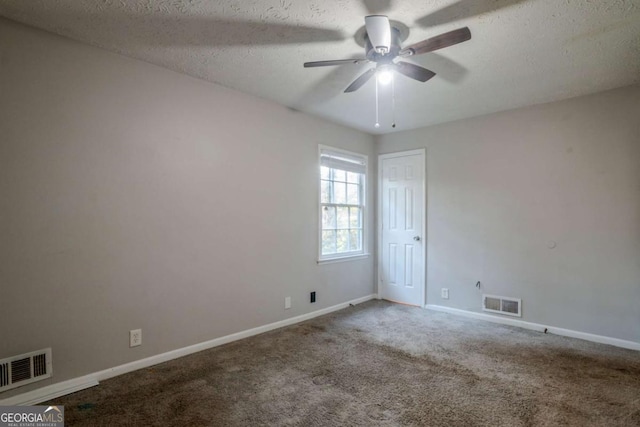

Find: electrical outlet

[310,291,316,303]
[441,288,449,299]
[285,297,291,310]
[129,329,142,347]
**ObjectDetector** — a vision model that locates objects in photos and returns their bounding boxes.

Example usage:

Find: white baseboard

[425,304,640,351]
[0,377,101,407]
[1,294,377,406]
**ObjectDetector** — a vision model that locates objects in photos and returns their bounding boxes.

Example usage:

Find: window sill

[317,254,370,265]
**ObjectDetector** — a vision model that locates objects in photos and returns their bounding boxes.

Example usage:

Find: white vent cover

[0,348,52,393]
[482,294,522,317]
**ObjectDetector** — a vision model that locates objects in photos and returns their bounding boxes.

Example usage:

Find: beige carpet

[47,300,640,426]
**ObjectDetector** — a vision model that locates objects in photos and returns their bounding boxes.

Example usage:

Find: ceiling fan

[303,15,471,93]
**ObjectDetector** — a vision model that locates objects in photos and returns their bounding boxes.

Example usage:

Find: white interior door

[379,150,425,306]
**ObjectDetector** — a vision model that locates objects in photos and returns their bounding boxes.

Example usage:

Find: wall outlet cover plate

[130,329,142,347]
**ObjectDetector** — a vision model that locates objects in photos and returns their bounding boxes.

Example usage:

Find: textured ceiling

[1,0,639,134]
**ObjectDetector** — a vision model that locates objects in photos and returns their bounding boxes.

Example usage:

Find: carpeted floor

[47,300,640,426]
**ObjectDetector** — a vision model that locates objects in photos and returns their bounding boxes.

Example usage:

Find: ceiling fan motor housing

[365,27,401,63]
[364,15,392,53]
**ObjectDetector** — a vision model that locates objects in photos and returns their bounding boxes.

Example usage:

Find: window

[319,146,367,261]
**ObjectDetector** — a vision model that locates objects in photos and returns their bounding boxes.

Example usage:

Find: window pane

[319,150,366,259]
[349,207,361,228]
[336,207,349,229]
[333,182,346,204]
[336,230,349,253]
[347,172,360,183]
[322,230,336,254]
[321,166,330,180]
[321,180,331,203]
[347,183,360,204]
[322,206,336,229]
[349,230,361,251]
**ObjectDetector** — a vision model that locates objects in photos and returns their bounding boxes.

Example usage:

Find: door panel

[380,152,424,306]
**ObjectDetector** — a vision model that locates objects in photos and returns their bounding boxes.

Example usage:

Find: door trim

[377,149,426,307]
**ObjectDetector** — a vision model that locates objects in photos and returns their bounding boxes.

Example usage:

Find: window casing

[319,147,367,261]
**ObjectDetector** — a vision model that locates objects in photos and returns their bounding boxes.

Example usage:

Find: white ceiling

[1,0,639,134]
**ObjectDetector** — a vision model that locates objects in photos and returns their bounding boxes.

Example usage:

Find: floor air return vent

[0,348,52,393]
[482,295,522,317]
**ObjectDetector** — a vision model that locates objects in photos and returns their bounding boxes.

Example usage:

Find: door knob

[413,236,421,241]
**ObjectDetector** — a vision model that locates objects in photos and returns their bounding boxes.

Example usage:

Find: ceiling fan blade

[416,0,529,28]
[394,62,436,82]
[362,0,392,14]
[179,20,345,46]
[417,52,469,83]
[344,68,377,92]
[400,27,471,56]
[295,64,372,107]
[26,12,346,47]
[304,59,369,68]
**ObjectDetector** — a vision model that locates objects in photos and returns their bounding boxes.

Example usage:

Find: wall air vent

[482,295,522,317]
[0,348,52,393]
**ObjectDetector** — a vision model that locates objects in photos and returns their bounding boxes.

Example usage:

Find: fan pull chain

[374,74,380,128]
[391,74,396,128]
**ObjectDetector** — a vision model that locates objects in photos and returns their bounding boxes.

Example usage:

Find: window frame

[317,145,368,263]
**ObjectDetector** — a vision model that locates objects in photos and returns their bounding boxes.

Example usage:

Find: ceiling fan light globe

[377,70,393,85]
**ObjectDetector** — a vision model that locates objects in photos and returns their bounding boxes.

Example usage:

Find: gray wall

[0,18,376,397]
[378,85,640,343]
